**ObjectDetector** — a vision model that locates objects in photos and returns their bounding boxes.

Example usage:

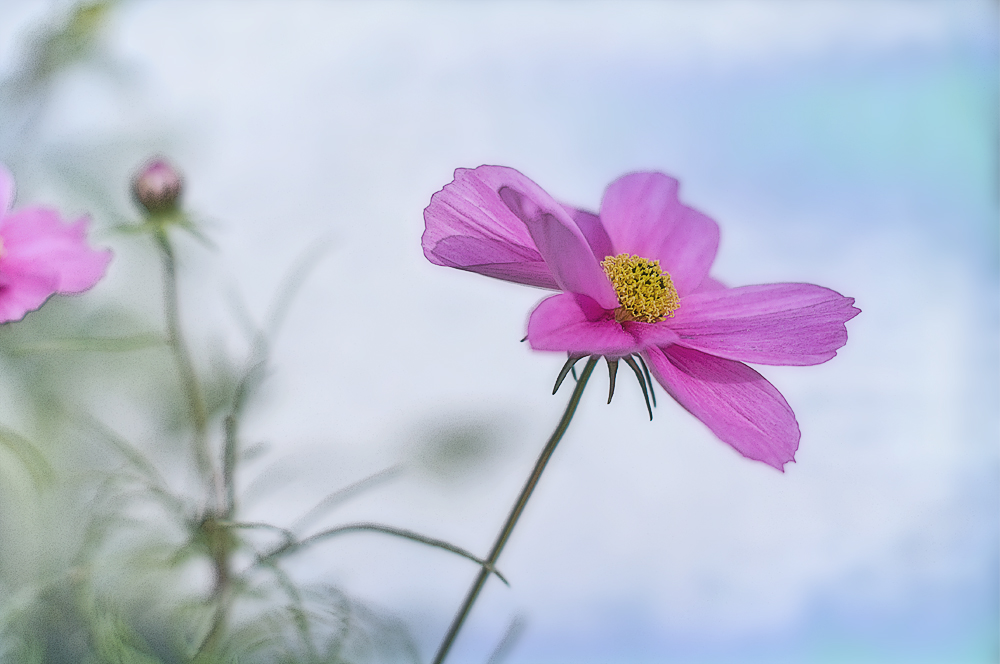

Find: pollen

[601,253,680,323]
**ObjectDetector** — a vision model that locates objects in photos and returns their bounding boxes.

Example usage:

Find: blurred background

[0,1,995,663]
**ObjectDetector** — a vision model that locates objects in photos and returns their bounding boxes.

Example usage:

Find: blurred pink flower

[0,164,111,323]
[423,166,859,470]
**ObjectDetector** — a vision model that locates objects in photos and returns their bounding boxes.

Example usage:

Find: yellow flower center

[600,253,680,323]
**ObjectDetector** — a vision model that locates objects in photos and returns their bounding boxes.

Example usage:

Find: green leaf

[0,426,54,487]
[4,334,165,354]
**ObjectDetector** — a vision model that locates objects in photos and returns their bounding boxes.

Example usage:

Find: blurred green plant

[0,5,513,661]
[0,157,515,661]
[0,1,119,168]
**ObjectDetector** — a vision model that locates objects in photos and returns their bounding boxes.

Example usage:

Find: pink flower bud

[132,158,182,213]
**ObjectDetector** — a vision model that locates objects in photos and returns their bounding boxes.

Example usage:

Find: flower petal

[0,270,59,323]
[626,320,681,347]
[562,205,613,261]
[499,185,619,308]
[0,208,111,293]
[670,283,860,366]
[599,172,719,296]
[427,234,558,288]
[422,166,558,289]
[644,344,799,470]
[0,164,13,213]
[691,275,726,294]
[527,292,640,356]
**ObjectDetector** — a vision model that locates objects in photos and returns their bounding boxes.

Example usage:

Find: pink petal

[499,185,619,309]
[527,292,640,356]
[562,205,613,261]
[599,172,719,296]
[670,283,860,366]
[0,164,13,213]
[422,166,558,290]
[427,234,559,289]
[627,320,681,347]
[0,208,111,293]
[691,275,727,294]
[644,345,799,470]
[0,270,59,323]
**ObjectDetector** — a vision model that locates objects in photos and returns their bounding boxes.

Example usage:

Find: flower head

[0,164,112,323]
[132,157,183,214]
[423,166,859,470]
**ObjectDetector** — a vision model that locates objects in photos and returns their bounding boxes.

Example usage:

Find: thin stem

[194,517,235,657]
[290,464,403,534]
[155,230,218,505]
[252,522,510,586]
[220,332,268,517]
[431,356,599,664]
[267,562,319,662]
[223,414,237,516]
[156,228,231,657]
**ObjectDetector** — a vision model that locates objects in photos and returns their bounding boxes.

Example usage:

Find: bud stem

[154,229,216,503]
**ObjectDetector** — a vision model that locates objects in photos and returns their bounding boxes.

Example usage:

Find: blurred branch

[154,228,215,503]
[219,239,335,525]
[254,522,510,587]
[0,425,54,486]
[4,333,165,354]
[219,520,295,553]
[265,563,319,661]
[74,414,179,507]
[291,464,403,535]
[487,614,527,664]
[220,240,333,518]
[0,1,121,160]
[14,2,118,84]
[265,238,333,339]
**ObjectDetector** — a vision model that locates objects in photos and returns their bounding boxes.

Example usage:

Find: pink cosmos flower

[422,166,859,470]
[0,164,111,323]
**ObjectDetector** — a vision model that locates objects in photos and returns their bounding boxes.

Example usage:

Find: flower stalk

[152,223,236,657]
[154,228,217,503]
[432,356,599,664]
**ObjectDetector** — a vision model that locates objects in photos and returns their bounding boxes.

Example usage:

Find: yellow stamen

[601,253,680,323]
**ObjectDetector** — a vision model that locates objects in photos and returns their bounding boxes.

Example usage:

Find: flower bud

[132,158,182,213]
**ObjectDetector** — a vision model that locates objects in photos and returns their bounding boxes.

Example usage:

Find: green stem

[155,230,216,504]
[194,516,235,657]
[431,356,599,664]
[155,228,236,656]
[251,522,510,586]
